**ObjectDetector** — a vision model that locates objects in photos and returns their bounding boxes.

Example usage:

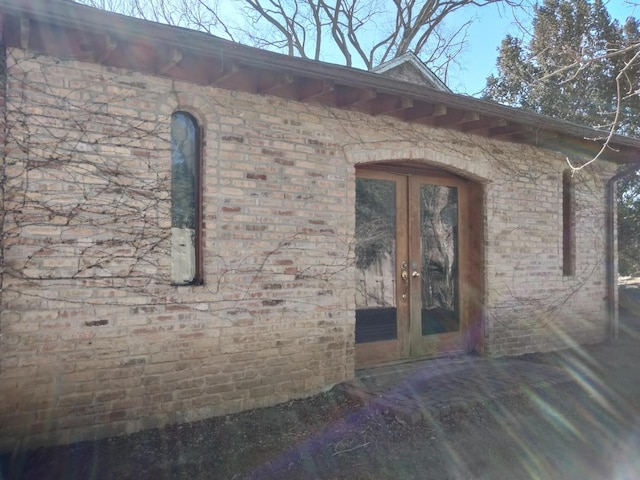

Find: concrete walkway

[335,355,574,424]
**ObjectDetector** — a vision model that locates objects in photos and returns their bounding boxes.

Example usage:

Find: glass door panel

[409,175,467,359]
[354,169,468,366]
[355,177,398,343]
[419,184,459,335]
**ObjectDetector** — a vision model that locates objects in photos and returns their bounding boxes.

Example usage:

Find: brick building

[1,0,639,450]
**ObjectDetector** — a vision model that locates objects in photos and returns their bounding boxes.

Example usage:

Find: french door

[354,169,469,366]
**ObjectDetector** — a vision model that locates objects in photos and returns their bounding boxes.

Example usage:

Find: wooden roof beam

[337,86,377,108]
[97,33,117,62]
[206,60,261,91]
[158,47,182,74]
[372,95,414,116]
[605,145,639,163]
[489,124,534,139]
[431,108,478,128]
[458,111,481,124]
[461,117,508,133]
[537,134,620,161]
[208,61,241,86]
[528,129,559,143]
[297,79,335,101]
[257,72,295,96]
[397,103,446,123]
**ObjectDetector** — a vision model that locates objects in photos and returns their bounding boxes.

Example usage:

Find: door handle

[401,261,409,300]
[412,271,420,278]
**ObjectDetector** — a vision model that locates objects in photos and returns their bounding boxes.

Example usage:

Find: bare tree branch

[77,0,522,74]
[567,48,640,173]
[536,43,640,84]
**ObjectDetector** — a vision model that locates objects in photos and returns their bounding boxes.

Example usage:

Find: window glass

[171,112,199,284]
[563,170,575,276]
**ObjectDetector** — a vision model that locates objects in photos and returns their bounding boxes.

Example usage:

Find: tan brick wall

[0,48,616,450]
[483,157,613,356]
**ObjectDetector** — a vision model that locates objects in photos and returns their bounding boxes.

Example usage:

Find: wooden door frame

[354,170,409,367]
[408,175,469,358]
[354,166,484,367]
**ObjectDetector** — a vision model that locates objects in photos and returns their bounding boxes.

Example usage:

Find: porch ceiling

[2,0,640,164]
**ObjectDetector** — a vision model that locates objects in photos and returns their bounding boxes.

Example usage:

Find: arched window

[562,169,575,276]
[171,112,201,285]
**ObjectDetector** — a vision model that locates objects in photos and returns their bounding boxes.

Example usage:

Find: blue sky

[450,0,639,96]
[110,0,638,98]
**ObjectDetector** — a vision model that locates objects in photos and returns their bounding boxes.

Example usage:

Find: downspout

[0,12,7,343]
[606,162,640,341]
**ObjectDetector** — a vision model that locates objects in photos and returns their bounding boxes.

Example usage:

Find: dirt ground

[3,287,640,480]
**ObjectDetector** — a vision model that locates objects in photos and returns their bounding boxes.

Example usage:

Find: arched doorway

[354,164,484,367]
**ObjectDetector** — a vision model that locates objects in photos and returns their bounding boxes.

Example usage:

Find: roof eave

[2,0,639,163]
